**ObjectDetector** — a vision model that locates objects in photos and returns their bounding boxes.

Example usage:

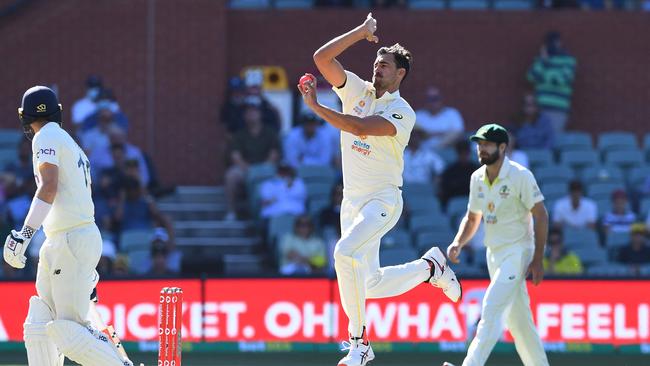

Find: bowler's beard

[479,149,500,165]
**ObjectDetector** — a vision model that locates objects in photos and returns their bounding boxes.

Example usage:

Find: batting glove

[3,229,32,269]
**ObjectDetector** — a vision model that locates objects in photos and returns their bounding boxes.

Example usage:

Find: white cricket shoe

[337,339,375,366]
[422,246,462,303]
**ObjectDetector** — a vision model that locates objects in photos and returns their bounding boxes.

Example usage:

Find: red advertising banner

[0,279,648,345]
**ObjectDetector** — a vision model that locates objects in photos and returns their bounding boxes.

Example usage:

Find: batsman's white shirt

[467,157,544,250]
[32,122,95,236]
[333,70,415,196]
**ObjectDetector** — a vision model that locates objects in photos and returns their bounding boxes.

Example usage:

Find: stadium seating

[274,0,314,8]
[0,129,22,149]
[308,197,330,218]
[626,166,650,190]
[604,149,644,170]
[555,132,593,152]
[493,0,533,9]
[297,164,336,185]
[563,227,600,250]
[446,196,469,223]
[229,0,271,8]
[409,212,451,233]
[415,231,456,252]
[638,197,650,219]
[580,165,624,184]
[403,182,437,202]
[540,182,568,201]
[572,247,608,266]
[523,149,554,169]
[408,0,446,8]
[586,182,625,200]
[437,148,458,165]
[586,263,635,277]
[406,196,442,214]
[382,229,412,249]
[380,247,419,267]
[560,149,600,170]
[449,0,489,9]
[267,214,296,245]
[534,165,574,185]
[597,131,638,152]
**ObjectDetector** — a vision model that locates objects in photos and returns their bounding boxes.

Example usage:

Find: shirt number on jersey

[77,154,91,187]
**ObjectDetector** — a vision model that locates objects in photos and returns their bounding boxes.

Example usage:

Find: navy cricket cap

[470,123,509,145]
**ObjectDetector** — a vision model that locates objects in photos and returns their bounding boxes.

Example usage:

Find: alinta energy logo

[351,139,372,156]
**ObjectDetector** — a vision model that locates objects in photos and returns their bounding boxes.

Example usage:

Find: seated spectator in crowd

[79,88,129,133]
[415,86,464,150]
[506,133,529,169]
[284,114,332,169]
[245,84,281,130]
[278,215,327,275]
[4,139,34,190]
[403,127,445,185]
[602,189,636,233]
[79,108,121,157]
[6,175,36,229]
[221,76,248,134]
[72,75,102,126]
[553,180,597,230]
[113,177,175,242]
[439,140,480,207]
[91,128,149,187]
[618,223,650,274]
[224,103,281,220]
[111,255,131,278]
[543,228,583,275]
[147,238,175,277]
[510,93,554,149]
[259,164,307,219]
[319,183,343,234]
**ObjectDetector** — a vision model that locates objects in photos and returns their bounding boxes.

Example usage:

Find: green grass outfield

[1,351,649,366]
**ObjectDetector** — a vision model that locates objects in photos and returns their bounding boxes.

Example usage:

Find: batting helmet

[18,86,63,140]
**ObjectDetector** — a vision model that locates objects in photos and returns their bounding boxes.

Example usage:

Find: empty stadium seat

[446,197,469,222]
[541,182,568,201]
[560,149,600,170]
[274,0,314,8]
[555,132,593,152]
[380,247,419,267]
[572,247,608,266]
[0,129,22,149]
[415,231,456,252]
[586,182,625,200]
[523,149,554,169]
[382,229,412,249]
[305,181,333,200]
[409,212,451,233]
[493,0,533,9]
[403,182,436,201]
[563,227,600,249]
[308,197,329,218]
[594,198,612,217]
[586,263,634,277]
[534,165,574,185]
[406,196,442,214]
[580,165,624,184]
[409,0,447,8]
[604,150,644,169]
[246,163,276,188]
[267,214,296,244]
[449,0,488,9]
[297,164,336,184]
[626,166,650,189]
[597,131,638,152]
[639,198,650,218]
[229,0,271,8]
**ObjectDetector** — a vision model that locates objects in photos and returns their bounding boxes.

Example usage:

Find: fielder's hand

[3,230,31,269]
[358,13,378,43]
[446,242,462,264]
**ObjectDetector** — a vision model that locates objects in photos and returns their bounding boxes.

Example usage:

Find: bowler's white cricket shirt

[333,71,415,196]
[32,122,95,235]
[468,157,544,249]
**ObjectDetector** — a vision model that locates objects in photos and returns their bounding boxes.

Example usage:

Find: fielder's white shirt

[333,70,415,196]
[32,122,95,235]
[468,157,544,250]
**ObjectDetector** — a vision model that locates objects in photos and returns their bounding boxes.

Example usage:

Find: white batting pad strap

[24,197,52,233]
[46,319,130,366]
[23,297,63,366]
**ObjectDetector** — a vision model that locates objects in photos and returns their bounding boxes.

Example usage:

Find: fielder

[3,86,131,366]
[443,124,549,366]
[300,13,461,366]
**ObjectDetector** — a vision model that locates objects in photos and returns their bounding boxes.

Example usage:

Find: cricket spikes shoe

[338,327,374,366]
[422,246,462,303]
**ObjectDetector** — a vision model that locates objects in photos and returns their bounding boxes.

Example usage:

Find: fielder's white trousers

[462,244,549,366]
[334,186,431,338]
[35,223,102,323]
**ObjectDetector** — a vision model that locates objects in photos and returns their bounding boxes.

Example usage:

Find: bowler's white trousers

[334,186,431,337]
[462,244,549,366]
[36,223,102,323]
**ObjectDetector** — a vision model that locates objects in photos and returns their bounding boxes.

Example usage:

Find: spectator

[543,228,584,276]
[80,88,129,133]
[527,31,577,135]
[79,108,121,157]
[319,183,344,234]
[4,138,33,192]
[220,76,248,134]
[403,127,445,184]
[510,93,555,149]
[244,84,281,131]
[91,128,149,187]
[506,133,529,169]
[284,114,333,169]
[415,86,464,150]
[552,180,598,230]
[259,164,307,219]
[439,140,480,207]
[278,215,327,275]
[72,75,102,126]
[224,103,281,220]
[147,238,175,277]
[618,223,650,274]
[602,189,636,233]
[113,177,175,244]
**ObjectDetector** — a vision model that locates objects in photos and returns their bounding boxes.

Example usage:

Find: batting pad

[46,319,131,366]
[23,296,64,366]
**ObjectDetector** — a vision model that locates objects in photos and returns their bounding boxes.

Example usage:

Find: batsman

[299,13,461,366]
[3,86,131,366]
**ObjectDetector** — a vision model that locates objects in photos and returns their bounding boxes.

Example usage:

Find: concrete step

[158,186,225,204]
[173,220,254,237]
[159,202,226,220]
[223,254,267,274]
